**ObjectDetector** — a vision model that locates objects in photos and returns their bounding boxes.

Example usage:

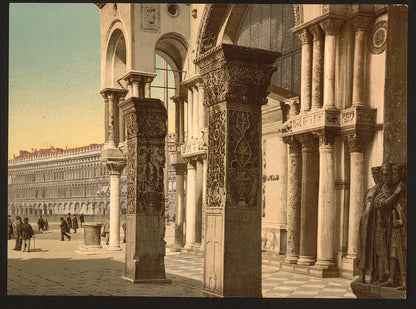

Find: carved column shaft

[195,159,203,244]
[315,131,337,267]
[296,29,313,113]
[119,97,169,283]
[298,133,319,265]
[196,43,280,297]
[174,167,186,248]
[193,86,199,140]
[198,82,206,135]
[320,18,344,109]
[310,24,325,110]
[283,137,302,264]
[119,95,126,143]
[104,97,109,143]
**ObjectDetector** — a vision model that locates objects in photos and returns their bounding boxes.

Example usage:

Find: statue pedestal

[351,281,406,299]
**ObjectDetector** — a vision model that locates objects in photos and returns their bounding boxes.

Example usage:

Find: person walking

[21,217,34,252]
[13,216,23,251]
[80,213,85,227]
[44,219,49,231]
[66,213,72,233]
[8,215,14,240]
[72,214,78,233]
[37,215,44,232]
[59,217,71,241]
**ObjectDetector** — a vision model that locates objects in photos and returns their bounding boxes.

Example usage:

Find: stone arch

[104,26,128,89]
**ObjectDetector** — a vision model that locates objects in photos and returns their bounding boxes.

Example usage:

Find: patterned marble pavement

[165,252,355,298]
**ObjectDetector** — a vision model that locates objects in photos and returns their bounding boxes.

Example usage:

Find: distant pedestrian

[59,217,71,241]
[80,213,85,227]
[8,215,14,240]
[66,213,72,233]
[37,215,44,231]
[102,220,110,245]
[13,216,23,251]
[21,217,34,252]
[122,220,127,243]
[44,219,49,231]
[72,215,78,233]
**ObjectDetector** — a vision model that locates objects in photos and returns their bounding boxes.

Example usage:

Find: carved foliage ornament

[227,110,259,208]
[207,109,226,208]
[126,110,167,139]
[140,4,161,34]
[202,59,276,108]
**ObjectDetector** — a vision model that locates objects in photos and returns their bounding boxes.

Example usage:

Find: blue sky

[9,3,102,159]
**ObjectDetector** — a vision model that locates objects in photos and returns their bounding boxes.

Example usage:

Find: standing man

[37,215,44,232]
[102,219,110,246]
[13,216,23,251]
[8,215,14,240]
[72,214,78,233]
[21,217,34,252]
[122,219,127,243]
[66,213,72,233]
[80,213,85,227]
[59,217,71,241]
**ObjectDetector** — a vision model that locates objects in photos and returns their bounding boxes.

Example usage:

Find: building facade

[96,3,406,296]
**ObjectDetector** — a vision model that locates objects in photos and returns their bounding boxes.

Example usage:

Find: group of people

[59,213,84,241]
[10,216,35,252]
[355,163,406,290]
[37,216,49,231]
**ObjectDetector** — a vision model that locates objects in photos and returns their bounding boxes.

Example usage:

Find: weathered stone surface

[83,224,102,246]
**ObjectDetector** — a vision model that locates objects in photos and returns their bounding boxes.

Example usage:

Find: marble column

[283,136,302,264]
[106,161,126,251]
[196,43,280,297]
[193,86,199,140]
[345,134,371,259]
[320,18,344,109]
[201,155,208,251]
[198,81,206,137]
[187,88,194,141]
[351,16,372,107]
[174,165,186,249]
[297,133,319,265]
[185,161,196,248]
[119,97,170,283]
[315,131,337,268]
[296,29,313,113]
[309,24,325,111]
[195,159,203,244]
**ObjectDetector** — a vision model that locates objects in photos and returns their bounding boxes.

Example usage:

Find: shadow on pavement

[8,257,203,297]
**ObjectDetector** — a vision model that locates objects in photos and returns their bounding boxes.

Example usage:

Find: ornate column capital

[283,136,302,155]
[314,130,337,147]
[99,88,128,101]
[319,18,345,35]
[105,160,127,175]
[297,133,318,151]
[344,132,373,153]
[309,24,325,41]
[295,28,313,44]
[195,44,281,107]
[351,15,372,31]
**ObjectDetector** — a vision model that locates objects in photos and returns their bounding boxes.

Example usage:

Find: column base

[167,242,184,252]
[202,289,262,298]
[285,255,299,264]
[75,245,104,255]
[181,243,204,257]
[297,256,316,266]
[314,259,336,269]
[281,262,339,278]
[107,246,123,251]
[340,255,356,279]
[121,276,172,284]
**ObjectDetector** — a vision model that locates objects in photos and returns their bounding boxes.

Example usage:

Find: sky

[9,3,176,160]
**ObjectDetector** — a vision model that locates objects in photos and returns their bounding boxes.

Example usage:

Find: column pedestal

[119,97,170,283]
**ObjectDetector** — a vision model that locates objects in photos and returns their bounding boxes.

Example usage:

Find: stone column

[104,97,109,143]
[119,97,170,283]
[351,16,372,107]
[309,24,324,110]
[198,81,206,137]
[187,88,193,141]
[297,133,319,265]
[282,136,302,264]
[296,29,313,113]
[315,131,337,268]
[185,161,196,248]
[118,95,126,144]
[196,44,280,297]
[193,86,199,140]
[195,158,203,245]
[106,161,126,251]
[173,165,186,249]
[345,134,371,259]
[201,154,208,251]
[320,18,344,109]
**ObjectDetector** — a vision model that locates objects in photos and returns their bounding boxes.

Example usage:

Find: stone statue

[379,163,406,289]
[355,166,382,283]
